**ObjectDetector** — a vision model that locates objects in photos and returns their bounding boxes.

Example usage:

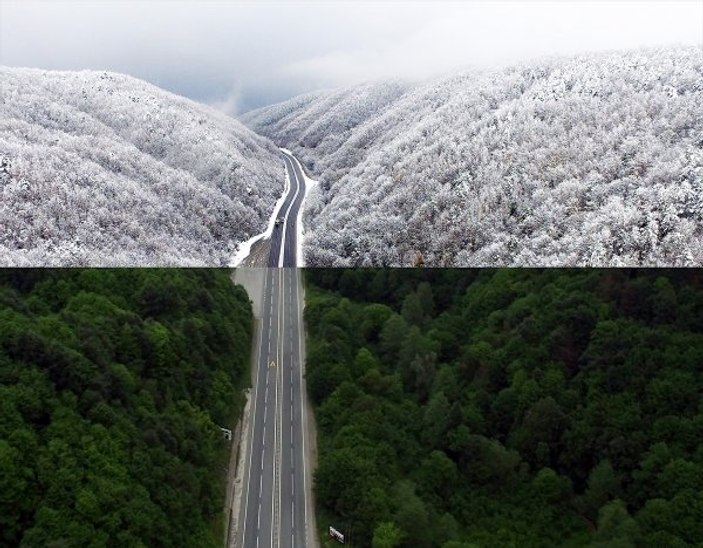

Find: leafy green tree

[352,347,380,379]
[422,391,450,448]
[416,282,435,320]
[591,499,639,547]
[656,458,703,499]
[393,481,431,548]
[373,521,404,548]
[513,396,567,466]
[379,314,410,364]
[652,276,677,324]
[418,450,458,501]
[531,467,572,504]
[304,269,703,546]
[401,292,426,328]
[361,303,394,342]
[0,269,251,546]
[582,460,622,519]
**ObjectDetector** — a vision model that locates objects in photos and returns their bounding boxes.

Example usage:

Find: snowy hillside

[242,80,410,184]
[244,46,703,266]
[1,67,283,265]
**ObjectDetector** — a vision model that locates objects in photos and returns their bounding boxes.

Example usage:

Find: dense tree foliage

[1,68,283,266]
[245,46,703,266]
[304,269,703,546]
[0,269,252,546]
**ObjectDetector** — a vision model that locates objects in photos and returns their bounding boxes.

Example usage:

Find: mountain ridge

[243,45,703,266]
[1,67,283,265]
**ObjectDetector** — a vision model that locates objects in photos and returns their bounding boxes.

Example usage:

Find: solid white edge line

[286,151,317,268]
[295,268,310,546]
[273,269,284,548]
[231,157,291,266]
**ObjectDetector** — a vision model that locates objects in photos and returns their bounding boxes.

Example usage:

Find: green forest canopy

[304,269,703,547]
[0,269,252,547]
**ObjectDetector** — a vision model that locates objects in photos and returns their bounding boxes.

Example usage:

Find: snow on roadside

[230,160,291,266]
[282,148,319,267]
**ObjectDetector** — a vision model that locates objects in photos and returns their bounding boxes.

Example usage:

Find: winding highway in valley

[268,151,307,267]
[236,150,315,548]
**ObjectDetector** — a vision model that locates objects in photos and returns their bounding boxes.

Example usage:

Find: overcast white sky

[1,1,701,113]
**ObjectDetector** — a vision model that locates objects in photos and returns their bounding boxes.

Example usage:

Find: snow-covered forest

[1,68,283,265]
[243,46,703,266]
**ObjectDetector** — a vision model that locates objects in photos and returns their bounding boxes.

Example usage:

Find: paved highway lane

[268,151,306,267]
[281,152,306,267]
[240,268,278,547]
[238,268,311,548]
[278,268,307,548]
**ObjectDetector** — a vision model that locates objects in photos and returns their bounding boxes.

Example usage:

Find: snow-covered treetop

[244,45,703,266]
[1,67,283,265]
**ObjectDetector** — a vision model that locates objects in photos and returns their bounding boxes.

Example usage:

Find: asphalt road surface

[238,267,311,548]
[268,151,307,267]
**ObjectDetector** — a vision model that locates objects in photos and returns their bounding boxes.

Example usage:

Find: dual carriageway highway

[235,150,315,548]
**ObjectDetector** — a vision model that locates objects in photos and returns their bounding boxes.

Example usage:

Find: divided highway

[237,269,313,544]
[235,149,315,547]
[268,151,307,267]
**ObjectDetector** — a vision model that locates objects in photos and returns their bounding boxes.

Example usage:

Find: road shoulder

[298,270,321,548]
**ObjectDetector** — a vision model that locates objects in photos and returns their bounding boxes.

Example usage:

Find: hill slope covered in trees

[0,269,252,546]
[244,46,703,267]
[1,68,283,265]
[304,269,703,546]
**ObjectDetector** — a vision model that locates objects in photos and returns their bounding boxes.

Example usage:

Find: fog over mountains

[2,46,701,267]
[1,68,282,266]
[243,46,703,267]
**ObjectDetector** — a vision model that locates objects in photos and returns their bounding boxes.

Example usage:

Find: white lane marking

[278,269,286,548]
